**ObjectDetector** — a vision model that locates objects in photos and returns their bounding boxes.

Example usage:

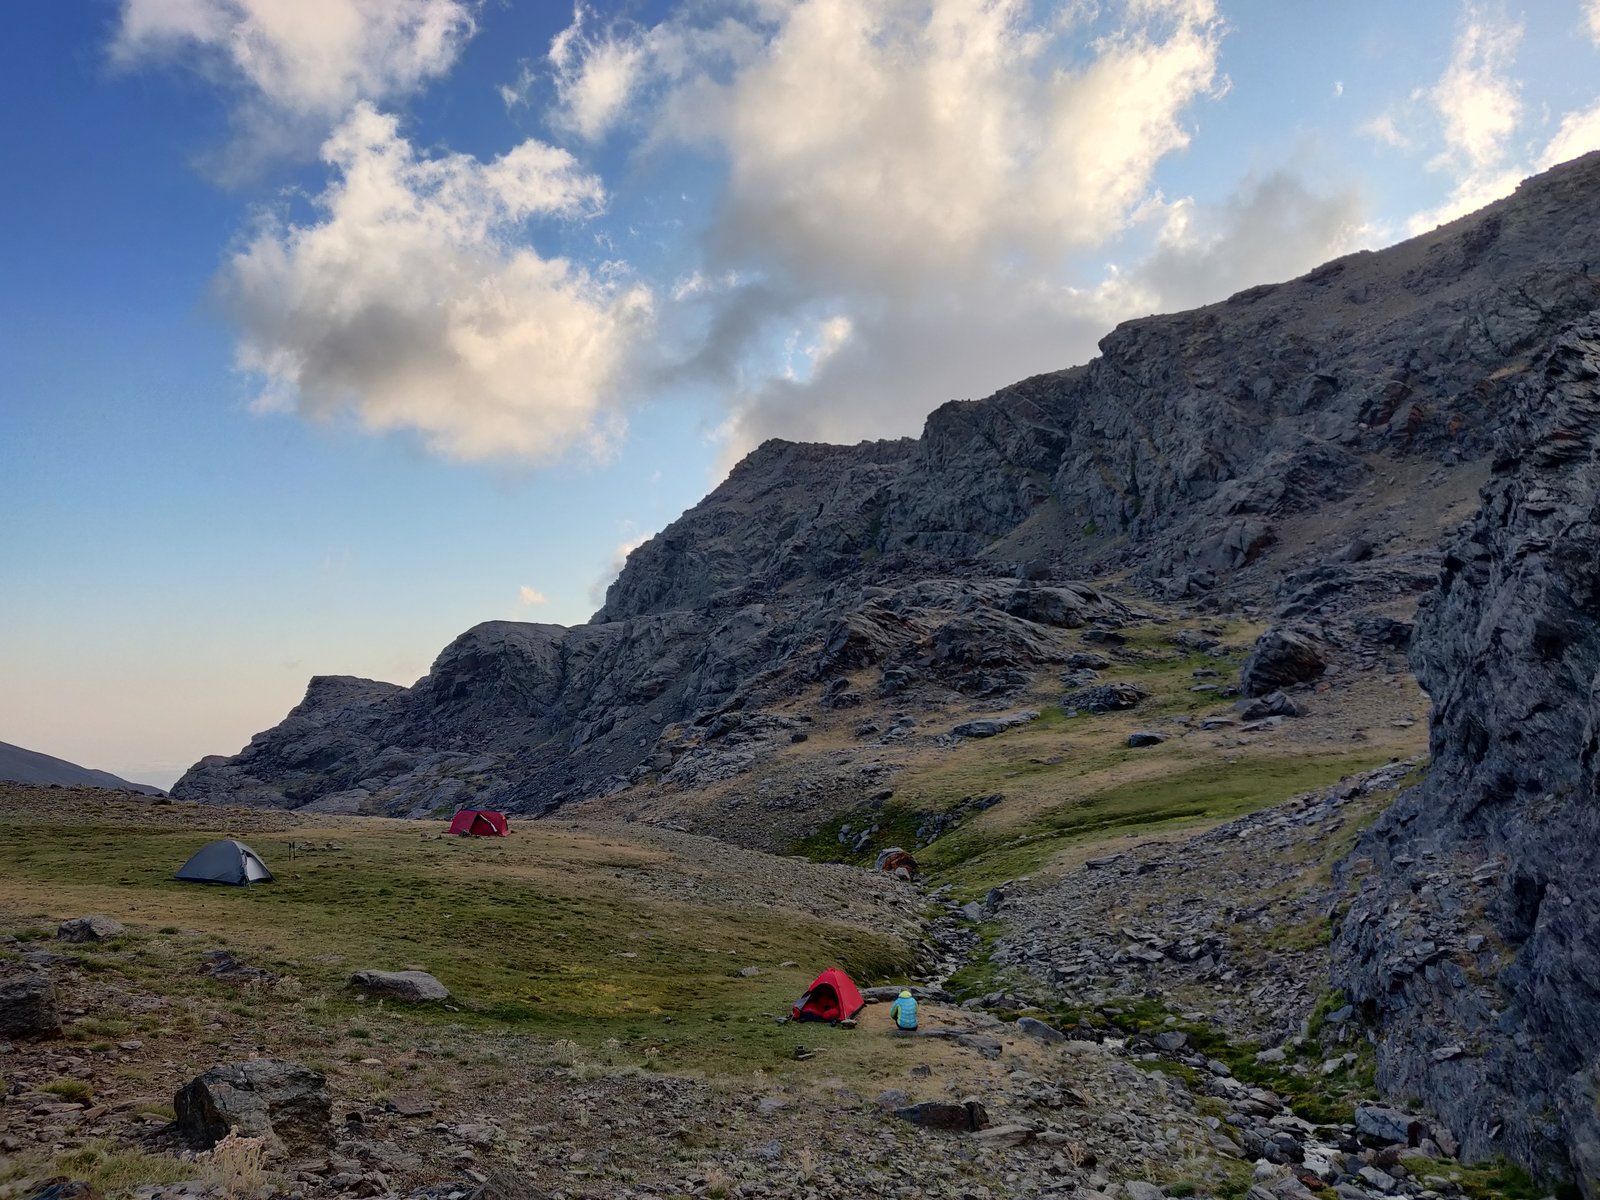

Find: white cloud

[675,0,1224,295]
[1392,1,1600,234]
[547,5,648,140]
[1360,113,1409,148]
[1541,101,1600,167]
[1429,5,1523,171]
[114,0,474,115]
[1588,0,1600,45]
[1406,3,1525,232]
[112,0,476,171]
[223,104,653,463]
[589,526,655,608]
[517,585,549,606]
[553,0,1243,457]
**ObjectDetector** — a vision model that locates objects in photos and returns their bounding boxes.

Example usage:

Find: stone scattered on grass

[893,1099,990,1132]
[0,970,63,1039]
[347,969,449,1003]
[56,915,125,943]
[174,1060,332,1154]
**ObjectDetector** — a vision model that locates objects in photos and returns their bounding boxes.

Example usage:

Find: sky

[3,0,1599,788]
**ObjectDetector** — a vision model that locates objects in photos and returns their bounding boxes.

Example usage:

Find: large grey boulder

[174,1060,331,1153]
[0,971,63,1039]
[952,711,1039,738]
[56,915,125,943]
[348,969,450,1003]
[1240,628,1326,696]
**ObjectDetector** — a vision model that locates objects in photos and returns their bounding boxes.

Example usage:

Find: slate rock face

[1332,322,1600,1192]
[174,154,1600,823]
[174,1060,332,1153]
[0,970,63,1039]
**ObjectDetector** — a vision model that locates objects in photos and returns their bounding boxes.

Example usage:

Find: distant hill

[0,740,165,795]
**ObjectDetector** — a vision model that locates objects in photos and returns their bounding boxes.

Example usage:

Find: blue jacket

[889,994,918,1030]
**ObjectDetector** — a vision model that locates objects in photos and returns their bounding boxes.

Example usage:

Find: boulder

[0,971,63,1039]
[1240,628,1327,696]
[1235,690,1302,720]
[1354,1104,1430,1146]
[893,1099,990,1132]
[1014,1016,1067,1043]
[174,1060,332,1153]
[348,969,449,1003]
[1127,731,1166,748]
[952,711,1039,738]
[55,915,125,943]
[1062,682,1149,715]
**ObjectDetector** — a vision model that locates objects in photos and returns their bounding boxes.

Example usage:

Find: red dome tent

[448,809,509,837]
[790,966,865,1023]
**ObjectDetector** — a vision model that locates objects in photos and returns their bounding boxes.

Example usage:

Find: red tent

[448,809,509,837]
[791,966,865,1023]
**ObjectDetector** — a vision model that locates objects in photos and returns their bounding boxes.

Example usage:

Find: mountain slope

[0,739,165,795]
[175,152,1600,820]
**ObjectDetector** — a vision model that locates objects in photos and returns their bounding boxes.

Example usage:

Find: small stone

[1127,731,1166,748]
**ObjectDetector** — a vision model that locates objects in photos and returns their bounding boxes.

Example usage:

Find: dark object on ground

[1240,627,1327,696]
[55,915,125,943]
[893,1100,990,1132]
[0,970,63,1039]
[174,1060,332,1153]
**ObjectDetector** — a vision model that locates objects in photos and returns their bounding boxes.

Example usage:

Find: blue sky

[3,0,1598,786]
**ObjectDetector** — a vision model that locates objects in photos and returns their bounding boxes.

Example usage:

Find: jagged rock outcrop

[176,154,1600,818]
[1333,322,1600,1193]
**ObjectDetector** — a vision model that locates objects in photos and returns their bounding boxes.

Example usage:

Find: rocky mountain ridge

[177,153,1600,820]
[152,153,1600,1193]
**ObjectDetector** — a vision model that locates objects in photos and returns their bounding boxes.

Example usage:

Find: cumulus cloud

[542,0,1249,457]
[517,585,549,606]
[113,0,477,171]
[1542,101,1600,168]
[223,104,652,463]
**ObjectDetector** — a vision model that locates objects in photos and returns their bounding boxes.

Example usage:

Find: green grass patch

[1407,1158,1582,1200]
[922,749,1397,897]
[1,1142,198,1198]
[0,812,917,1076]
[41,1078,94,1103]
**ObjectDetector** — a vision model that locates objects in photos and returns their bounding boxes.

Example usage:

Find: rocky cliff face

[1332,321,1600,1193]
[176,154,1600,826]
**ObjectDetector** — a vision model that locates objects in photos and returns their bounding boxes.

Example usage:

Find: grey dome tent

[175,839,273,886]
